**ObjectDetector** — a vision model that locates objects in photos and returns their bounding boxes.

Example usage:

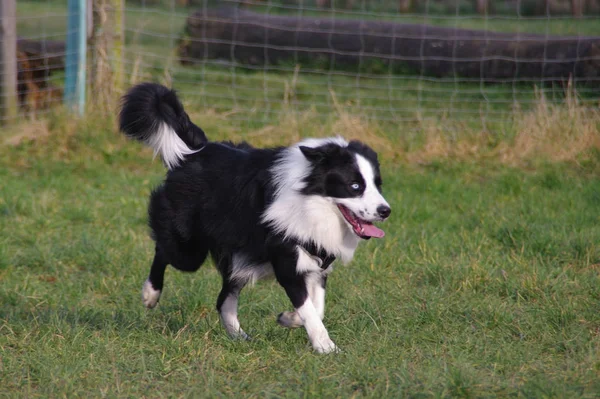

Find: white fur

[296,250,328,320]
[296,246,324,274]
[297,299,338,353]
[262,137,361,264]
[278,311,303,328]
[336,154,390,222]
[142,279,161,308]
[220,294,249,339]
[278,274,326,327]
[230,253,273,286]
[264,195,360,264]
[279,249,330,328]
[146,122,200,170]
[307,274,326,320]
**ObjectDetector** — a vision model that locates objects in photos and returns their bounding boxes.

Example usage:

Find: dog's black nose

[377,205,391,219]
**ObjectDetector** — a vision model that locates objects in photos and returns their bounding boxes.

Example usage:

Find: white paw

[142,279,161,309]
[312,337,339,354]
[221,316,251,341]
[222,322,251,341]
[277,311,303,328]
[228,329,251,341]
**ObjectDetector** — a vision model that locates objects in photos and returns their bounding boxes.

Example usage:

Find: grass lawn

[4,1,600,397]
[1,107,600,397]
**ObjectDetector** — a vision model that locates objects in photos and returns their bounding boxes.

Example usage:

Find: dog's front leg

[308,273,327,320]
[296,296,337,353]
[278,273,327,328]
[273,254,338,354]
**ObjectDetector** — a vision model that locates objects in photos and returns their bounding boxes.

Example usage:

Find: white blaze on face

[337,154,389,221]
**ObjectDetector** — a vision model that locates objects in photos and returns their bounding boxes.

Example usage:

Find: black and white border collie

[118,83,391,353]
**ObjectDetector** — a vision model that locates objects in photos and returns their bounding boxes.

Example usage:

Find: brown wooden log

[178,7,600,84]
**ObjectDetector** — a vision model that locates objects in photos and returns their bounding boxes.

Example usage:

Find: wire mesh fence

[8,0,600,132]
[12,1,67,116]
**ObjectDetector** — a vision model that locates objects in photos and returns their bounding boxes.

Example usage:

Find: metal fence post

[64,0,87,116]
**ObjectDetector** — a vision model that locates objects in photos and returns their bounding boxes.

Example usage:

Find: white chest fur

[263,194,359,264]
[262,138,361,264]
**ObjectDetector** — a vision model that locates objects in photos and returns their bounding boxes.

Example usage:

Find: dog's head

[299,140,391,239]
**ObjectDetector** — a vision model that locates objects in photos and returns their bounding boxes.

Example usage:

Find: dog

[118,83,391,353]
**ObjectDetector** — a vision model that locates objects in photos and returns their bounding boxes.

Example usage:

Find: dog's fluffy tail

[119,83,207,169]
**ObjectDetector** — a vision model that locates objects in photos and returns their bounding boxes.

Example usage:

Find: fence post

[64,0,87,115]
[571,0,584,17]
[87,0,94,40]
[111,0,124,94]
[0,0,17,123]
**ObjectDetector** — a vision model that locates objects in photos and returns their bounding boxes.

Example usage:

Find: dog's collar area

[300,242,336,270]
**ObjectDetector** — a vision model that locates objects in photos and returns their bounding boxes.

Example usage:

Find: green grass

[1,111,600,397]
[5,2,600,396]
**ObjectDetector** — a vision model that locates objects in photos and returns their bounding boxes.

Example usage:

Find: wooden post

[87,0,94,40]
[64,0,87,115]
[398,0,413,13]
[571,0,584,17]
[89,0,124,112]
[475,0,490,15]
[110,0,124,95]
[0,0,17,123]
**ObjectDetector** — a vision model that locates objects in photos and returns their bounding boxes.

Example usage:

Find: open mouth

[337,205,385,239]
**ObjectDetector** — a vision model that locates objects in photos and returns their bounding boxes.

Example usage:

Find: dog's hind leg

[143,239,210,308]
[142,246,167,308]
[216,278,249,340]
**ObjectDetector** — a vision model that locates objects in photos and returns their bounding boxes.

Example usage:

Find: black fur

[299,142,381,198]
[118,83,389,352]
[119,82,207,150]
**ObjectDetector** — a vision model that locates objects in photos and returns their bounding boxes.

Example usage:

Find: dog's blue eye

[350,183,361,191]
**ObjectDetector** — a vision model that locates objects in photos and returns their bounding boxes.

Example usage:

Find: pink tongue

[362,224,385,238]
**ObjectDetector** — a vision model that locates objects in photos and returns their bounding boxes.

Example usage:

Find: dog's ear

[348,140,379,163]
[300,144,343,163]
[300,146,326,163]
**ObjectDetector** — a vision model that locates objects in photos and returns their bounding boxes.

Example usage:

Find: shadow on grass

[1,298,215,337]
